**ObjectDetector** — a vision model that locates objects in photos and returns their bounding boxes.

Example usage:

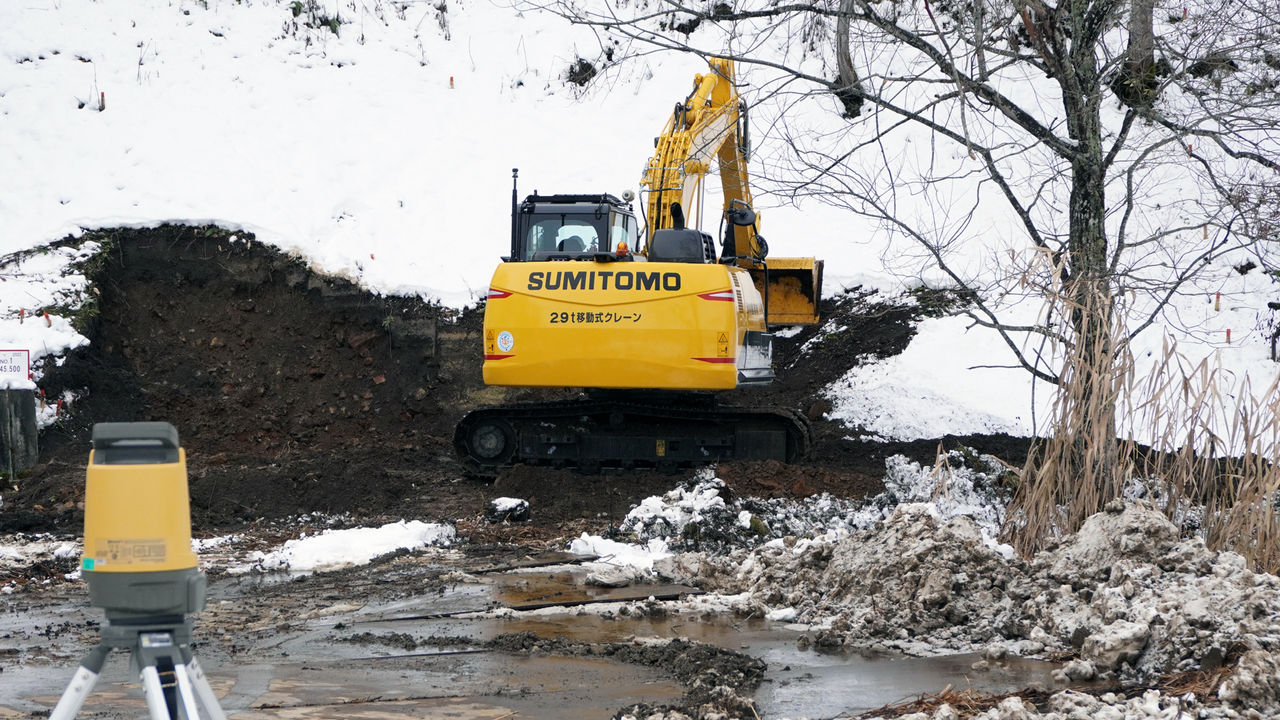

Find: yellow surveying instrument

[50,422,226,720]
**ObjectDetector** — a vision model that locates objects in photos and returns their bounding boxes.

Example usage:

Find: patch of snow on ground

[191,534,241,551]
[0,534,81,590]
[241,520,456,576]
[0,534,77,564]
[824,316,1049,441]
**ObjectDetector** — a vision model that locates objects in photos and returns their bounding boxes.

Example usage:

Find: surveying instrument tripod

[50,616,226,720]
[49,421,227,719]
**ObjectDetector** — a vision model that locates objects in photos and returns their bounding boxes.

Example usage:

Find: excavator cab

[511,193,639,262]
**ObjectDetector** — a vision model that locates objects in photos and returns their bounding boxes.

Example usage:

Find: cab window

[523,215,602,259]
[608,212,637,252]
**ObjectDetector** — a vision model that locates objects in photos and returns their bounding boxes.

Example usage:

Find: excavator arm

[640,59,823,326]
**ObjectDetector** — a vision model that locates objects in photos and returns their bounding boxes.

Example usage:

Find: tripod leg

[173,664,203,720]
[183,656,229,720]
[49,645,111,720]
[141,665,174,720]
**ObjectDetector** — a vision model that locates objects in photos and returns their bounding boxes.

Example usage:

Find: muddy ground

[0,225,1037,718]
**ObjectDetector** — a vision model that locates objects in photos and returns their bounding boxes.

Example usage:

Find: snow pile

[1218,650,1280,713]
[1019,502,1280,681]
[620,451,1013,556]
[716,501,1280,684]
[735,505,1024,656]
[242,519,455,575]
[847,452,1014,552]
[868,678,1280,720]
[485,497,530,523]
[869,689,1253,720]
[568,532,672,587]
[618,477,862,554]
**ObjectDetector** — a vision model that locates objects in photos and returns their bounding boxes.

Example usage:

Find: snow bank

[620,451,1014,556]
[717,500,1280,687]
[734,504,1022,656]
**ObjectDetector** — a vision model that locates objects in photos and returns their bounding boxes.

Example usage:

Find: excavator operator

[558,235,586,253]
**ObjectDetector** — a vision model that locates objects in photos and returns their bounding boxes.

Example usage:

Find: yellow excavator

[454,59,824,474]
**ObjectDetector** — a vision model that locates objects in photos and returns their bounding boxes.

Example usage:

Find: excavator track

[453,393,811,476]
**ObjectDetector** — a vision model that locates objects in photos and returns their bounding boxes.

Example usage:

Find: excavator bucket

[750,257,824,327]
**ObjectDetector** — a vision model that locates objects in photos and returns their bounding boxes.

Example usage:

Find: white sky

[0,0,1276,445]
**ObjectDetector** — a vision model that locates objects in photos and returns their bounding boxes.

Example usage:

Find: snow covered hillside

[1,0,1277,441]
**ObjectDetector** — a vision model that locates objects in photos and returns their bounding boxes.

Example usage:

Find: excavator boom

[640,59,823,326]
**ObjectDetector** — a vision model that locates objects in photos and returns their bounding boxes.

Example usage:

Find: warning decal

[95,538,168,564]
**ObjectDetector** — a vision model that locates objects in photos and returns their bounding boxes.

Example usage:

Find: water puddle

[758,646,1062,717]
[4,559,1079,719]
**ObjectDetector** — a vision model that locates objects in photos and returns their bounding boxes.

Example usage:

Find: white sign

[497,331,514,353]
[0,349,30,384]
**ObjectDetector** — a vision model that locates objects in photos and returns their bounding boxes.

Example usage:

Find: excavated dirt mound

[2,225,1030,535]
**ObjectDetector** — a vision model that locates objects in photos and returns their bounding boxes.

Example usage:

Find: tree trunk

[1117,0,1157,107]
[834,0,865,118]
[1062,1,1121,488]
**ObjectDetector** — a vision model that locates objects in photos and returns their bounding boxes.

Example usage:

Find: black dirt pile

[9,225,476,531]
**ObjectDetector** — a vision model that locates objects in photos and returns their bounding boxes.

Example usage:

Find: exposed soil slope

[3,225,1029,535]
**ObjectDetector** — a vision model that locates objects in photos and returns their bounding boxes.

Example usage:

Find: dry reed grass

[1120,338,1280,572]
[1000,274,1280,572]
[1002,280,1131,556]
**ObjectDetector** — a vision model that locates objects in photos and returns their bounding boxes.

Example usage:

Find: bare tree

[524,0,1280,533]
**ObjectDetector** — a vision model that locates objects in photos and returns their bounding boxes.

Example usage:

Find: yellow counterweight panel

[484,262,748,391]
[82,448,199,573]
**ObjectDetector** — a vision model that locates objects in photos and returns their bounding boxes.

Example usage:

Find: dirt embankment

[4,225,1028,537]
